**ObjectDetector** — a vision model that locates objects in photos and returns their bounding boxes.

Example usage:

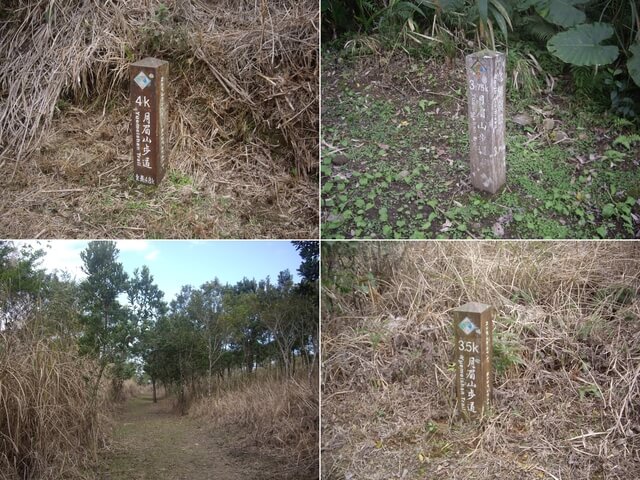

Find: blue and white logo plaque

[134,71,151,89]
[458,317,476,335]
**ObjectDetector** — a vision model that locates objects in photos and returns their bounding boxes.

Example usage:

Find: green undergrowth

[321,52,640,239]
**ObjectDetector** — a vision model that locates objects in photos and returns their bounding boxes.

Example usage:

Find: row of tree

[0,241,319,407]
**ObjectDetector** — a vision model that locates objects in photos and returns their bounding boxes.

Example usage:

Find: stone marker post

[452,302,494,419]
[130,57,169,185]
[465,51,506,194]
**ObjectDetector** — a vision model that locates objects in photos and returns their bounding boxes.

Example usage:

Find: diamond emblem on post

[471,59,483,76]
[134,71,151,89]
[458,317,476,335]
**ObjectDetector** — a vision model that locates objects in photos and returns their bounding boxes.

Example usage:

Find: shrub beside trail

[191,370,319,480]
[0,331,109,479]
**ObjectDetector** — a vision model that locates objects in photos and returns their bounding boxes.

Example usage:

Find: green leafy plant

[507,45,546,96]
[154,3,169,24]
[492,329,525,375]
[532,0,587,28]
[629,43,640,86]
[369,331,383,349]
[547,23,619,66]
[613,134,640,150]
[424,419,438,434]
[578,383,602,400]
[540,0,640,88]
[601,196,637,235]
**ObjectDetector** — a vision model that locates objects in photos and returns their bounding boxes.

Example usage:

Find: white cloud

[145,249,160,261]
[116,240,150,252]
[13,240,88,281]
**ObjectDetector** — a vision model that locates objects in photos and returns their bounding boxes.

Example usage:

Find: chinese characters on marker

[458,337,480,415]
[134,94,154,184]
[466,355,478,413]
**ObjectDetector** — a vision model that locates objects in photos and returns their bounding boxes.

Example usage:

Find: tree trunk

[180,383,186,415]
[152,377,157,403]
[91,360,107,406]
[207,335,212,397]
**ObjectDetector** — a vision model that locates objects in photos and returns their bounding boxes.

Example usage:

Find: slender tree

[128,266,166,402]
[79,241,129,400]
[0,241,47,330]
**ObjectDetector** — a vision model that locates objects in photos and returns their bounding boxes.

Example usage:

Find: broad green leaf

[430,0,465,11]
[491,5,509,40]
[537,0,588,28]
[478,0,489,24]
[602,204,616,218]
[395,1,428,18]
[517,0,540,9]
[628,42,640,88]
[547,23,619,66]
[489,0,513,30]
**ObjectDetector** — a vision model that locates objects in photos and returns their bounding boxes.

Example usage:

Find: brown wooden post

[130,57,169,185]
[452,302,494,419]
[465,51,506,194]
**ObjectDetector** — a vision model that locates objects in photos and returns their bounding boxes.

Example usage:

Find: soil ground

[100,394,281,480]
[1,100,317,239]
[321,49,640,239]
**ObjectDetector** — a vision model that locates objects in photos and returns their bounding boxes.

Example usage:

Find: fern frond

[519,14,556,41]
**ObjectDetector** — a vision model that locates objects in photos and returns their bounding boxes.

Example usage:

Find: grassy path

[101,394,273,480]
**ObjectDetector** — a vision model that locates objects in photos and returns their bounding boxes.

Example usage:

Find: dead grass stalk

[0,328,109,479]
[191,368,319,479]
[322,241,640,480]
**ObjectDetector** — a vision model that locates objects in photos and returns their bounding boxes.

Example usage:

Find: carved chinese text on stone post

[452,302,494,419]
[465,51,506,194]
[130,57,169,185]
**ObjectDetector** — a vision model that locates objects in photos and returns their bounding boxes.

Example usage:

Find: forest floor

[321,48,640,239]
[100,394,281,480]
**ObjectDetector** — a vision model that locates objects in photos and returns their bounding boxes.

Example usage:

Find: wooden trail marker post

[452,302,494,419]
[465,51,506,194]
[130,57,169,185]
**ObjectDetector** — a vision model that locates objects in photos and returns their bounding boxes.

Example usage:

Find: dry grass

[110,378,143,403]
[0,329,109,479]
[0,0,318,238]
[191,368,319,479]
[322,241,640,480]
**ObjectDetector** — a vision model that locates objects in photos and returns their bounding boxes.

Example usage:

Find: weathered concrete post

[465,51,506,194]
[452,302,494,418]
[130,57,169,185]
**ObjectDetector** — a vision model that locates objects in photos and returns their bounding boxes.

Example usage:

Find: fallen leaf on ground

[492,223,504,238]
[440,219,453,232]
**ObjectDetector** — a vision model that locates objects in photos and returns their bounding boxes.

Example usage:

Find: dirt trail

[101,394,276,480]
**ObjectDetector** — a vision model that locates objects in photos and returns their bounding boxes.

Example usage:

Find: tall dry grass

[0,330,109,480]
[0,0,318,176]
[322,241,640,480]
[191,368,319,479]
[0,0,318,239]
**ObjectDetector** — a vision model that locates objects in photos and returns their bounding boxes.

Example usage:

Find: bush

[0,330,108,479]
[190,369,318,479]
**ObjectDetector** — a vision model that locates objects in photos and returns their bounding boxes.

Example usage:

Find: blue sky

[16,240,304,304]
